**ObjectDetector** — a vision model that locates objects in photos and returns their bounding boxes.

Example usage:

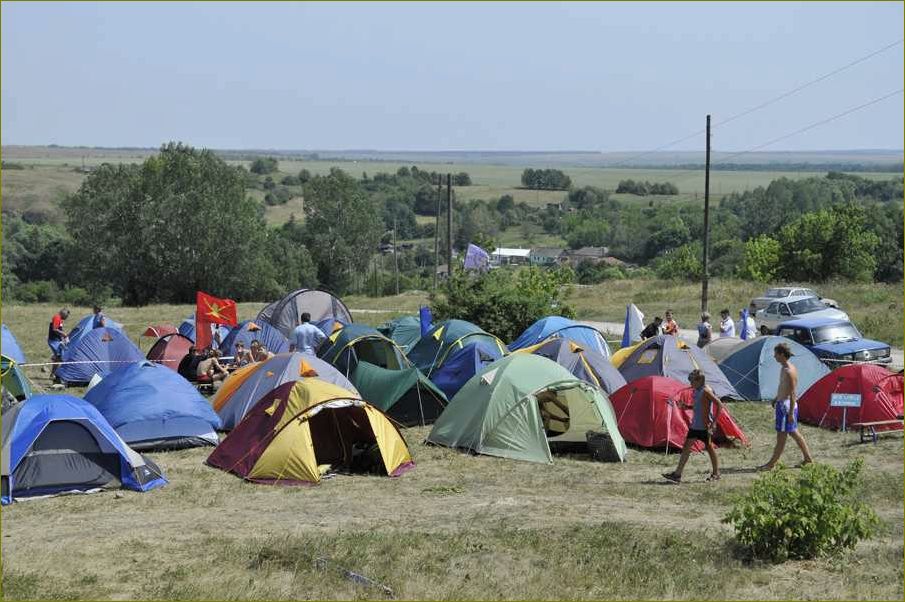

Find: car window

[766,288,791,298]
[795,329,813,345]
[779,304,791,316]
[801,289,816,297]
[789,298,825,315]
[778,328,796,339]
[813,323,861,345]
[767,302,779,314]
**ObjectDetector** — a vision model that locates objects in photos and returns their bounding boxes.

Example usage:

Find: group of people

[639,305,759,348]
[662,342,814,483]
[46,305,106,382]
[177,340,274,385]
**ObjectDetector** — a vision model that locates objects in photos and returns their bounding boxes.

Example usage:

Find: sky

[2,1,903,152]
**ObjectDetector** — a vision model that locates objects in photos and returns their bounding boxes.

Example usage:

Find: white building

[490,247,531,266]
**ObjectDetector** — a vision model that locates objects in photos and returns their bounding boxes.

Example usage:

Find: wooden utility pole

[701,114,711,313]
[393,216,399,295]
[446,173,453,285]
[434,177,441,289]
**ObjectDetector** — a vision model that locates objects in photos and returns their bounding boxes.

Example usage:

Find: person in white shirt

[718,309,736,338]
[737,309,757,340]
[291,312,327,355]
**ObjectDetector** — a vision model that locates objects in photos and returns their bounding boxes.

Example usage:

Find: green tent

[319,324,410,376]
[377,316,423,354]
[427,354,626,464]
[1,355,33,402]
[407,319,507,376]
[350,361,448,427]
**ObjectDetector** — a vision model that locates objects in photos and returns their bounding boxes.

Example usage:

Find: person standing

[718,309,735,338]
[758,343,814,471]
[662,369,723,483]
[47,308,70,381]
[91,305,107,329]
[737,309,757,340]
[290,313,326,355]
[696,312,712,348]
[663,310,679,336]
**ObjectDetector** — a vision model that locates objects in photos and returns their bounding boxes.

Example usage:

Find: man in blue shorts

[758,342,814,470]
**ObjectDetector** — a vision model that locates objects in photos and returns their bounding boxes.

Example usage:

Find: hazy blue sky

[2,2,902,151]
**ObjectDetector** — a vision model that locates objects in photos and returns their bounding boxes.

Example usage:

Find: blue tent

[84,361,221,450]
[314,317,349,336]
[178,315,231,348]
[1,394,167,504]
[509,316,612,358]
[219,320,290,357]
[57,328,144,385]
[430,342,503,399]
[67,314,125,346]
[718,336,830,401]
[1,324,26,364]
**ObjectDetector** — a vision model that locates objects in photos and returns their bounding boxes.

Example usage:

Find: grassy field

[2,290,903,600]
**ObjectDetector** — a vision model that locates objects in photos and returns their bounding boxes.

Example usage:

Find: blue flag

[740,308,750,341]
[419,306,433,337]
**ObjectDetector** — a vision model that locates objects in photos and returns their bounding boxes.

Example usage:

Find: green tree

[739,235,781,282]
[303,168,382,293]
[250,157,279,175]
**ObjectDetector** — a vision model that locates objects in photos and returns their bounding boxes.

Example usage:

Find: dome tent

[509,316,612,359]
[516,338,626,395]
[718,336,829,401]
[207,379,412,485]
[2,394,166,504]
[407,319,507,376]
[219,320,290,357]
[319,324,410,376]
[84,361,221,451]
[1,324,26,364]
[798,364,903,431]
[56,328,144,385]
[1,355,33,402]
[178,315,230,349]
[349,361,448,427]
[430,342,503,400]
[427,354,626,464]
[257,289,353,339]
[377,316,423,353]
[146,333,194,372]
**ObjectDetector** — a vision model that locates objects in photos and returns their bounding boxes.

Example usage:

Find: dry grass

[1,300,903,600]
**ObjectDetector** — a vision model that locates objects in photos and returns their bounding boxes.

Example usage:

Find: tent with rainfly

[798,364,904,431]
[256,289,354,339]
[146,333,194,372]
[213,353,359,430]
[84,361,221,451]
[718,336,829,401]
[508,316,612,359]
[350,361,448,427]
[377,316,423,354]
[430,342,503,400]
[407,319,507,376]
[219,320,290,357]
[609,376,749,451]
[57,328,144,385]
[2,394,167,504]
[66,314,125,346]
[206,379,413,485]
[2,324,26,364]
[427,354,626,464]
[1,355,33,402]
[615,335,741,400]
[319,324,410,375]
[516,338,626,395]
[314,317,349,337]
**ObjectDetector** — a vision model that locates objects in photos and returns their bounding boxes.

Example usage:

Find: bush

[431,266,574,341]
[723,460,879,563]
[250,157,278,175]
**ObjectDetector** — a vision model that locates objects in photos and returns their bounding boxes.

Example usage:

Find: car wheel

[760,326,770,336]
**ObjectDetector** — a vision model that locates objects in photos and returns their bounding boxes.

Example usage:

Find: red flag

[196,292,238,350]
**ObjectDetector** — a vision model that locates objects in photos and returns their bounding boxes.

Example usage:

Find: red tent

[609,376,749,451]
[798,364,904,431]
[142,324,178,338]
[146,333,193,372]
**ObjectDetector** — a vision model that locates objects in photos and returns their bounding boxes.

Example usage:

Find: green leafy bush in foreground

[723,460,879,563]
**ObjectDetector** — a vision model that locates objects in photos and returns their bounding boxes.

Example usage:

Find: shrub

[431,266,574,341]
[723,460,879,563]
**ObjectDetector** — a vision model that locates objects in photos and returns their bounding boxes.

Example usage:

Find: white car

[755,295,849,335]
[750,287,839,311]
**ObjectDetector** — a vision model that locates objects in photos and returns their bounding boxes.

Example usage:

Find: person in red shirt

[47,308,71,381]
[663,310,679,336]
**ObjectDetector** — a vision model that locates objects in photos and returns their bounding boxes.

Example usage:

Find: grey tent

[518,338,626,395]
[257,289,353,339]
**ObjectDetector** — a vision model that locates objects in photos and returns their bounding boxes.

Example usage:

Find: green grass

[2,297,902,600]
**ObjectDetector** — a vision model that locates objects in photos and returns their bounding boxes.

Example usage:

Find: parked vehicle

[750,287,839,312]
[755,295,848,335]
[776,317,892,366]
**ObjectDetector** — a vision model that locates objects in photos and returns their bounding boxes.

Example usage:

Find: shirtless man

[758,343,814,470]
[196,348,229,384]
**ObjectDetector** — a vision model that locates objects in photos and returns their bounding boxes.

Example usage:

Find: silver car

[755,295,849,335]
[750,287,839,311]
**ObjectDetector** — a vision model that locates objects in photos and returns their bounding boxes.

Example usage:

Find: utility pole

[701,114,711,314]
[434,176,441,289]
[393,216,399,295]
[446,173,453,286]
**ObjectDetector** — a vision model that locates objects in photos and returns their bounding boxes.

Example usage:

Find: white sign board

[831,393,862,408]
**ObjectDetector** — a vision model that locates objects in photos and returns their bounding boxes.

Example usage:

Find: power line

[601,38,903,169]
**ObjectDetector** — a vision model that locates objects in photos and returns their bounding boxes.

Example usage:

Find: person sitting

[196,348,229,384]
[640,317,663,340]
[232,341,253,368]
[178,346,201,381]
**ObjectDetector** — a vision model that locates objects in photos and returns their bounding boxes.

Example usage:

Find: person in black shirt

[640,316,663,340]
